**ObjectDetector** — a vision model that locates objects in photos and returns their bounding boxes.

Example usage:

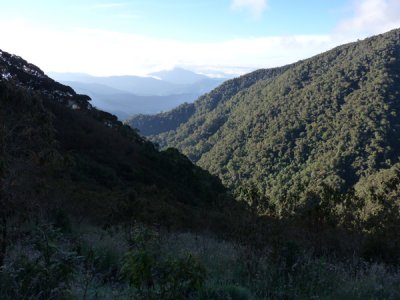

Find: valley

[1,26,400,299]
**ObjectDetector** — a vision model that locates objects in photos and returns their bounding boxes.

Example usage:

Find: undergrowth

[1,220,399,299]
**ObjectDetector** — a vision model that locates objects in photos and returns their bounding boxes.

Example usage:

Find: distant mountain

[150,67,210,84]
[49,69,225,119]
[131,29,400,235]
[49,72,179,95]
[59,80,197,119]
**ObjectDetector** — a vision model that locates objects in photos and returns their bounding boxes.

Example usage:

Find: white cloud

[2,0,398,78]
[337,0,400,37]
[0,19,342,77]
[231,0,268,18]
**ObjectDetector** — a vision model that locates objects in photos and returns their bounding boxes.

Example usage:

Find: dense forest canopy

[132,29,400,233]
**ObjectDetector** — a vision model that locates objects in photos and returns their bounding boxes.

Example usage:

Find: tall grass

[1,221,400,299]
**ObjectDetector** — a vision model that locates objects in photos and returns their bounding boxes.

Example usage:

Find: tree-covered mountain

[0,49,230,229]
[134,29,400,233]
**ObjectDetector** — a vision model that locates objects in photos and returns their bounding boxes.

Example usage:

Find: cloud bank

[0,20,340,77]
[1,0,399,77]
[337,0,400,36]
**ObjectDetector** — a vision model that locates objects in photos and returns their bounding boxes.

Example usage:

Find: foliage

[121,226,207,299]
[0,225,78,300]
[1,220,400,299]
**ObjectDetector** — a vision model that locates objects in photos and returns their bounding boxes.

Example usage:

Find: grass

[1,221,400,299]
[153,230,400,299]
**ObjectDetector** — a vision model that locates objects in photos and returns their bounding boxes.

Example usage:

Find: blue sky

[1,0,349,40]
[0,0,399,76]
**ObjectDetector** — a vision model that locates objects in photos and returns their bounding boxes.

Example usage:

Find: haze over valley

[49,68,228,119]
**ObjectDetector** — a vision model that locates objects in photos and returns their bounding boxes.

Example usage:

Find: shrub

[0,225,78,300]
[121,226,207,299]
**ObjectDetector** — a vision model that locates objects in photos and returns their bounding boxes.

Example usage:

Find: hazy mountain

[49,69,225,119]
[150,67,210,84]
[59,80,197,119]
[49,72,176,95]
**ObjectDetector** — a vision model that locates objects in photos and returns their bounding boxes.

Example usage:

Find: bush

[121,226,207,299]
[0,225,78,300]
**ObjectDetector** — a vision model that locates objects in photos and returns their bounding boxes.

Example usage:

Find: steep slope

[141,29,400,226]
[0,49,229,228]
[127,65,293,136]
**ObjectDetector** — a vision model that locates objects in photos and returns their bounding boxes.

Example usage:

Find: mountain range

[49,68,227,119]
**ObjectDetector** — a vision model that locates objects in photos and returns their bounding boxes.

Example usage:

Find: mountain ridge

[130,28,400,233]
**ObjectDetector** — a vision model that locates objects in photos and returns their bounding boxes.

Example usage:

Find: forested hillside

[138,29,400,234]
[0,49,234,231]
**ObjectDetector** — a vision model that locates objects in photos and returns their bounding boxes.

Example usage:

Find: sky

[0,0,399,77]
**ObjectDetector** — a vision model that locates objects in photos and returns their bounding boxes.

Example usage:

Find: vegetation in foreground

[1,220,400,300]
